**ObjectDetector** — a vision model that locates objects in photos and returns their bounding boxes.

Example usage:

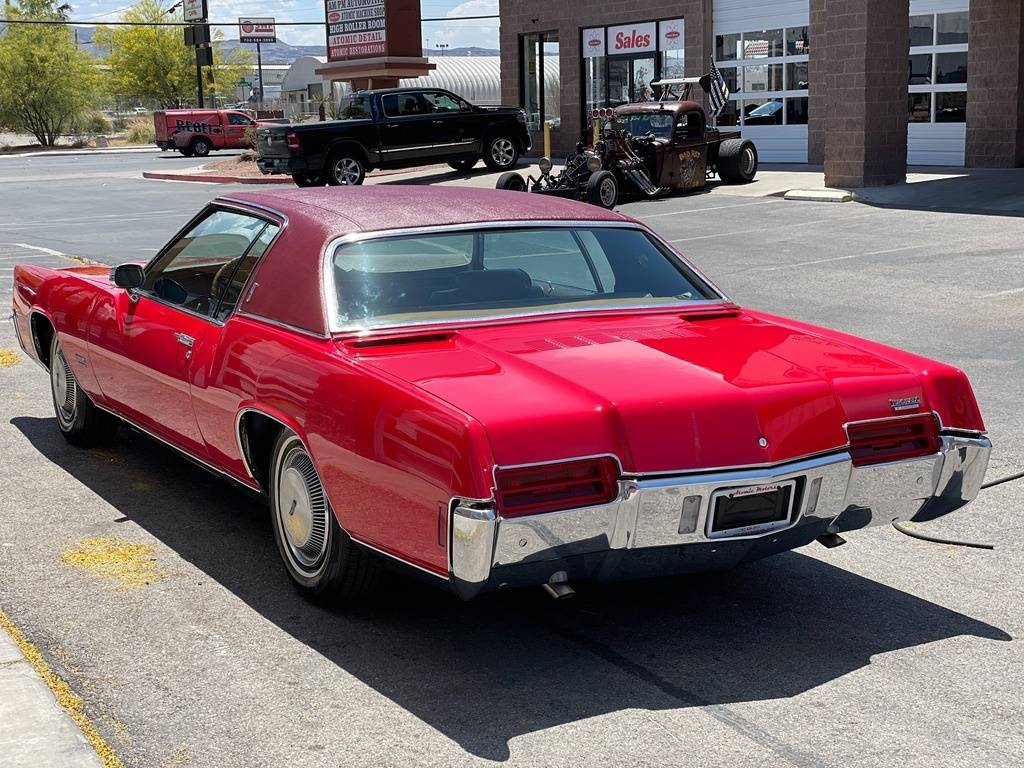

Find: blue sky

[71,0,499,48]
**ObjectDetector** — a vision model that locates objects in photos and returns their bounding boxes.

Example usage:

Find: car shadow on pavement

[12,416,1012,762]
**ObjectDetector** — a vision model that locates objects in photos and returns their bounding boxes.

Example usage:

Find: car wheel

[717,139,758,183]
[178,147,194,157]
[495,171,527,192]
[325,152,365,186]
[447,158,478,173]
[586,171,619,210]
[483,135,519,171]
[291,173,324,187]
[190,137,211,158]
[49,335,118,446]
[269,431,379,605]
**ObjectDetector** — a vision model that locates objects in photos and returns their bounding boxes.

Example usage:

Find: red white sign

[607,22,656,54]
[581,27,605,58]
[326,0,387,61]
[183,0,206,23]
[659,18,684,51]
[238,17,277,44]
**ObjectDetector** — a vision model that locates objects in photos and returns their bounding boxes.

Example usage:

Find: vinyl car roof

[219,187,633,337]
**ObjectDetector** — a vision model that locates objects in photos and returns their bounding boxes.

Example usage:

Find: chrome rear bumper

[449,433,991,599]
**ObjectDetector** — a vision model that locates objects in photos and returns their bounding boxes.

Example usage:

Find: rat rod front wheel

[495,171,527,192]
[586,171,619,210]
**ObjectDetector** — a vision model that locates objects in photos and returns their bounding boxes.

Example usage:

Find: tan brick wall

[966,0,1024,167]
[499,0,713,156]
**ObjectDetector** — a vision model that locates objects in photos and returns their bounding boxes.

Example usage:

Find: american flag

[708,57,730,118]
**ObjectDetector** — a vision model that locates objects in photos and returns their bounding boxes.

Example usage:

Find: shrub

[125,118,155,144]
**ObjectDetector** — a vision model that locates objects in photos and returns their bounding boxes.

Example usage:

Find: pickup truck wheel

[269,431,379,605]
[484,136,519,171]
[586,171,619,210]
[190,137,211,158]
[291,173,324,187]
[325,152,365,186]
[448,158,477,173]
[495,172,527,192]
[49,335,118,446]
[717,139,758,183]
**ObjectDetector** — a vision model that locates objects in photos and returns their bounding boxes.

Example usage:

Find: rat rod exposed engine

[496,76,759,210]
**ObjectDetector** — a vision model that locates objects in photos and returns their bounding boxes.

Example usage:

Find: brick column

[807,0,827,165]
[965,0,1024,167]
[822,0,909,188]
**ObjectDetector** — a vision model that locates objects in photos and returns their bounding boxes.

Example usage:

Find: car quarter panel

[207,316,494,575]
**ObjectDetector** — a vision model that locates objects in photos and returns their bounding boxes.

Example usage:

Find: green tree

[0,0,101,145]
[95,0,254,109]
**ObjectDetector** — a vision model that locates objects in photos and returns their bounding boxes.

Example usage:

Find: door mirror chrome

[111,263,144,290]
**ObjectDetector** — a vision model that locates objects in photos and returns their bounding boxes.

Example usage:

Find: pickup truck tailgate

[257,126,290,158]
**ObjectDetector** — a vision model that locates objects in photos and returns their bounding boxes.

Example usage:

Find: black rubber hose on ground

[981,470,1024,490]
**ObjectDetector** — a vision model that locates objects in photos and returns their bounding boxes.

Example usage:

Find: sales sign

[239,17,277,44]
[183,0,206,23]
[607,22,657,54]
[325,0,387,61]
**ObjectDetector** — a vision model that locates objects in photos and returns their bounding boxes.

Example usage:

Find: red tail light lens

[847,414,941,467]
[495,457,620,517]
[285,131,302,152]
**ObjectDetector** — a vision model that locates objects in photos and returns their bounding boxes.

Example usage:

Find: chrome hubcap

[51,344,77,429]
[741,148,755,176]
[491,138,515,167]
[333,157,361,185]
[600,177,616,206]
[276,442,329,572]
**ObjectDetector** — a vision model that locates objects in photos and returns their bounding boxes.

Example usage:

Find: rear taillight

[285,130,302,152]
[495,457,620,517]
[847,414,941,467]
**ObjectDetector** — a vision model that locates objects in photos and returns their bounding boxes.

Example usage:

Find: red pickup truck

[154,109,269,157]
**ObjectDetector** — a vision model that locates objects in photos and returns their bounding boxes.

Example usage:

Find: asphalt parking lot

[0,151,1022,768]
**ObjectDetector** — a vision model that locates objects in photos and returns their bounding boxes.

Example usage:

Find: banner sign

[239,17,277,44]
[183,0,207,23]
[659,18,684,51]
[326,0,387,61]
[607,22,657,54]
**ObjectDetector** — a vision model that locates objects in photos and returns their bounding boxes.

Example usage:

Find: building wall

[499,0,713,155]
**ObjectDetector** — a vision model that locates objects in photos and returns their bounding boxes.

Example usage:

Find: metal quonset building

[500,0,1024,185]
[281,55,503,117]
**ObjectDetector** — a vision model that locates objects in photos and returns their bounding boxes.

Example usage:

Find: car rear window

[329,226,719,330]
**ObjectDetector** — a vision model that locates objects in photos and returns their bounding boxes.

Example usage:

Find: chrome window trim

[233,309,331,340]
[321,219,731,335]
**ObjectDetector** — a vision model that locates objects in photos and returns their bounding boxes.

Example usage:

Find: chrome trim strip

[233,309,332,340]
[623,446,849,480]
[321,220,731,335]
[94,402,261,492]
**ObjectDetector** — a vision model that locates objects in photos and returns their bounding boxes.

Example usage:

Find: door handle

[175,332,194,347]
[387,123,399,128]
[432,120,443,125]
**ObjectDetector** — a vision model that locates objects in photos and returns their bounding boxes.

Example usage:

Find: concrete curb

[142,169,293,185]
[0,613,113,767]
[0,147,157,159]
[783,188,853,203]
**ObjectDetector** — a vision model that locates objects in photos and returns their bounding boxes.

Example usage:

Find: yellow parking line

[0,610,125,768]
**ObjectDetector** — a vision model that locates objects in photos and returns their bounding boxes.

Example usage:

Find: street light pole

[256,41,264,110]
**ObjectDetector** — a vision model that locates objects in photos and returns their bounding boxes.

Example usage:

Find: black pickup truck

[256,88,532,186]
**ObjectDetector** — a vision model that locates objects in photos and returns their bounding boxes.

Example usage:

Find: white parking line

[637,200,778,220]
[980,286,1024,299]
[758,244,923,272]
[667,211,880,243]
[7,243,67,257]
[0,210,188,229]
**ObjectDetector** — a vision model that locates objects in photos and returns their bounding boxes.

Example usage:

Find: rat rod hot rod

[497,78,758,210]
[12,188,990,605]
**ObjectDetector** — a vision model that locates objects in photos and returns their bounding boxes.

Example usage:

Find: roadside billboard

[325,0,387,61]
[239,17,277,44]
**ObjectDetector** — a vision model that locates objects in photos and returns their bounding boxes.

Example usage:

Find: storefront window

[937,12,968,45]
[521,32,559,134]
[936,52,967,84]
[744,29,783,59]
[786,27,809,56]
[608,58,630,106]
[786,62,808,90]
[715,25,809,127]
[908,93,931,122]
[786,97,809,125]
[718,65,739,95]
[716,32,741,61]
[910,15,934,47]
[584,56,606,117]
[661,49,685,79]
[909,54,932,85]
[743,99,783,125]
[936,92,966,122]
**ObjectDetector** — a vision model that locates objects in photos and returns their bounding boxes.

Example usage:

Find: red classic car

[11,188,991,604]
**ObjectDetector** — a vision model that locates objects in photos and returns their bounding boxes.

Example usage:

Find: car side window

[143,210,271,319]
[423,92,467,113]
[211,222,280,321]
[227,113,252,126]
[382,93,426,117]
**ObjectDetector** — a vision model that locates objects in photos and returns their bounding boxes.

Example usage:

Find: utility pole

[196,47,205,108]
[256,41,264,109]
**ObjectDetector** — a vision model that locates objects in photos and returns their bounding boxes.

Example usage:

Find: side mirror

[112,263,144,290]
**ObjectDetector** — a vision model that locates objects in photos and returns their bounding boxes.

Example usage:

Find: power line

[0,14,498,26]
